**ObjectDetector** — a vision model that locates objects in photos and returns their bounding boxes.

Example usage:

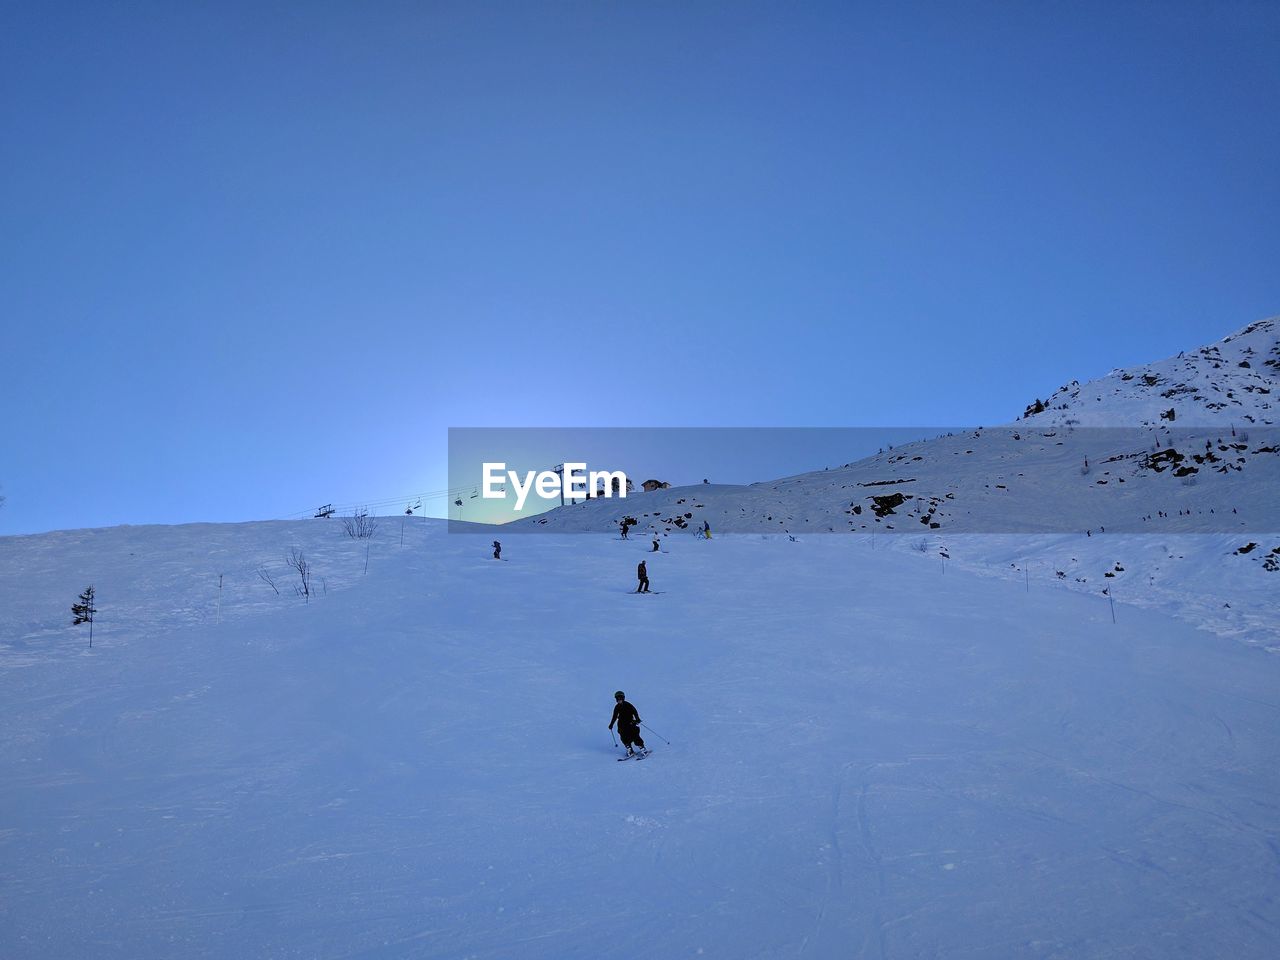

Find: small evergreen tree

[72,586,97,647]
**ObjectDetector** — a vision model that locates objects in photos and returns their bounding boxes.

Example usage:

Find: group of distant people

[622,518,709,540]
[494,518,713,597]
[1140,508,1235,521]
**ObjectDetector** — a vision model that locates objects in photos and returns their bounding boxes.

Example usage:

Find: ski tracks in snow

[800,761,893,960]
[854,777,890,960]
[798,773,848,959]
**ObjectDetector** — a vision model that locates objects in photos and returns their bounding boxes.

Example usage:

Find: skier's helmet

[615,690,625,701]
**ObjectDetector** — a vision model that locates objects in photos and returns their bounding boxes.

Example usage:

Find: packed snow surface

[3,518,1279,959]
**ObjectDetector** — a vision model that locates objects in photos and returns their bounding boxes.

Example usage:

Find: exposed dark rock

[1143,448,1186,473]
[870,493,906,517]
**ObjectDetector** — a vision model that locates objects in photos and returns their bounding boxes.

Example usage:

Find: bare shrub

[342,508,378,540]
[257,566,280,596]
[287,548,313,602]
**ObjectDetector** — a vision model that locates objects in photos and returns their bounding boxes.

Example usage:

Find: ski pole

[640,722,670,745]
[610,729,618,748]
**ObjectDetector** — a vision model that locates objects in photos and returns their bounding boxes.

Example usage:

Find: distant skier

[651,537,660,552]
[492,540,501,559]
[702,520,711,540]
[609,690,646,757]
[620,521,629,540]
[636,559,650,593]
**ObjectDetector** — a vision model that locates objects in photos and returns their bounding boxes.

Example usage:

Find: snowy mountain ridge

[513,318,1278,539]
[1021,316,1277,428]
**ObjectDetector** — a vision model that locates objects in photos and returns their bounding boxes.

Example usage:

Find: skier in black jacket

[609,691,646,756]
[636,560,650,593]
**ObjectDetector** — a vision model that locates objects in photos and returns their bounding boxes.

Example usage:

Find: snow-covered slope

[3,519,1280,959]
[512,426,1279,537]
[1022,316,1278,427]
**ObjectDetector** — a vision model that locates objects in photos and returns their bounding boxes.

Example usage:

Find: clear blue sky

[2,1,1277,534]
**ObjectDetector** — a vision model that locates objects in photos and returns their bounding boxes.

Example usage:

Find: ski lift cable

[287,487,466,519]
